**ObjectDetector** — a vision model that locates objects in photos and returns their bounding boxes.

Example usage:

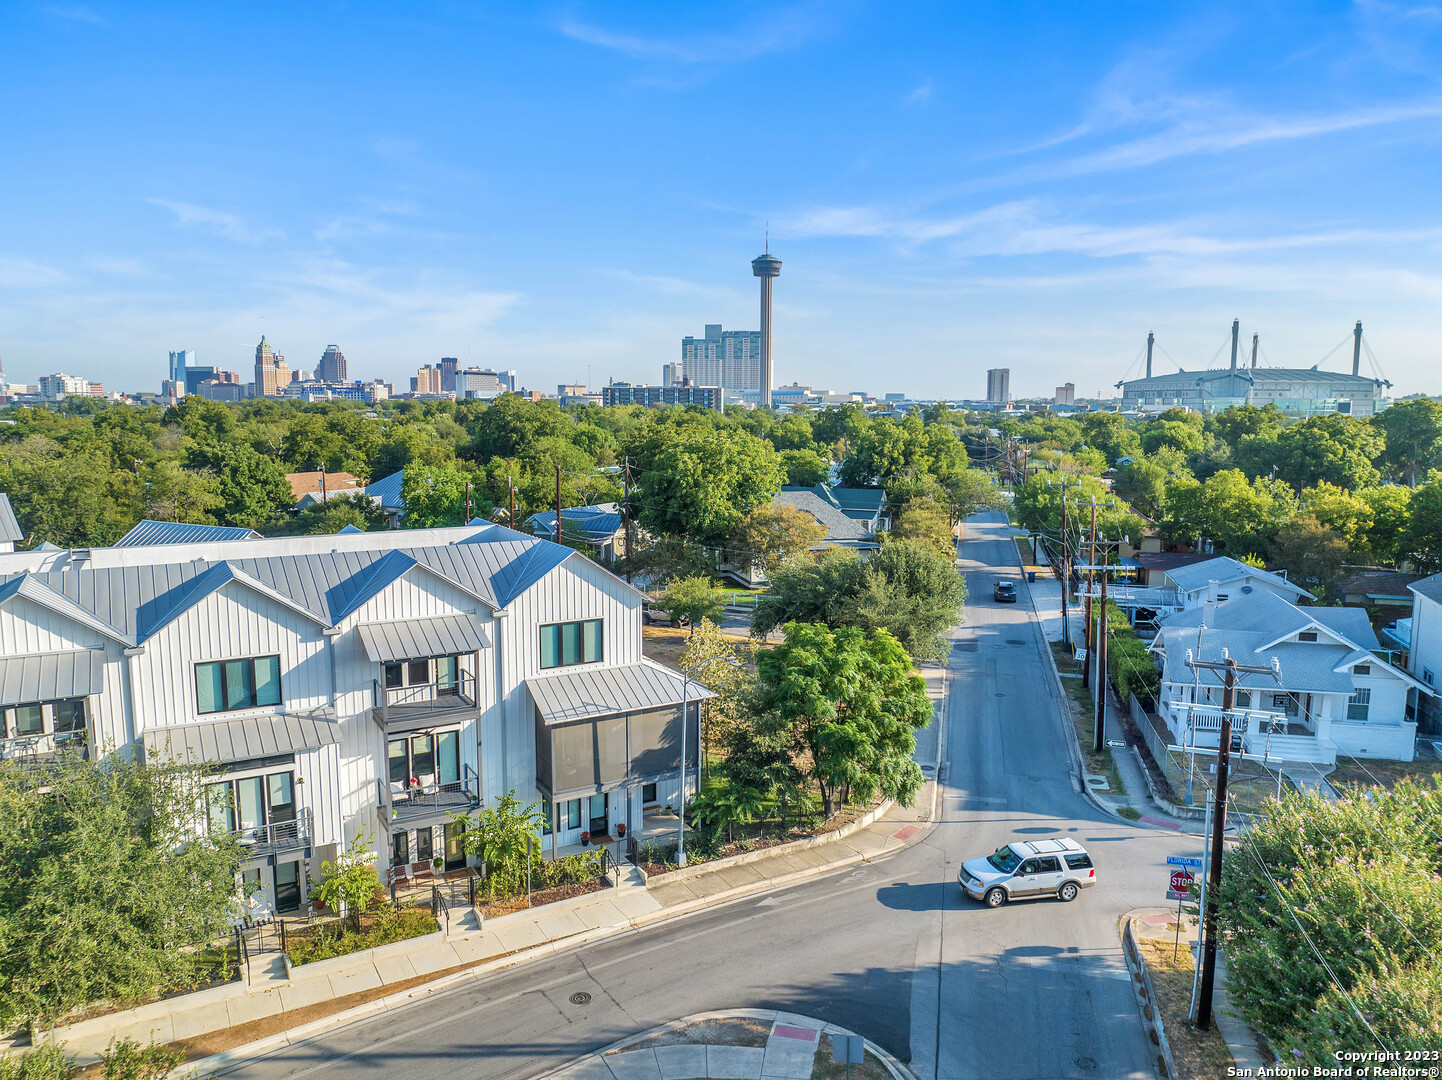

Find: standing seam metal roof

[0,494,22,544]
[0,649,104,705]
[115,521,263,547]
[526,660,714,725]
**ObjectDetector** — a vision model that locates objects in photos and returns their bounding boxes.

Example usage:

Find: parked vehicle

[993,580,1018,602]
[958,838,1095,907]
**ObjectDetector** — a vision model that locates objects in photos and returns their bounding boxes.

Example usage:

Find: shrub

[287,906,437,966]
[0,1046,75,1080]
[536,851,601,889]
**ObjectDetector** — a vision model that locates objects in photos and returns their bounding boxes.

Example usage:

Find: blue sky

[2,1,1440,399]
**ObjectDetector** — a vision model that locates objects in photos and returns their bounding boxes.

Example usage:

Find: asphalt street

[234,512,1197,1080]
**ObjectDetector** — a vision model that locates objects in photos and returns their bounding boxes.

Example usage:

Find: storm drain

[569,992,592,1006]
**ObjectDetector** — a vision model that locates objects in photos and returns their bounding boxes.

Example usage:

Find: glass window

[1354,664,1371,676]
[384,663,404,689]
[274,861,301,911]
[541,801,552,835]
[436,731,460,785]
[1064,853,1093,870]
[15,703,43,736]
[1347,688,1371,722]
[1035,857,1062,873]
[408,660,430,686]
[392,831,409,867]
[411,734,434,779]
[235,776,264,833]
[267,773,295,823]
[241,867,262,896]
[583,620,603,663]
[207,783,234,834]
[437,656,458,695]
[416,828,433,863]
[561,622,583,666]
[388,739,408,785]
[196,657,283,714]
[52,699,86,733]
[642,782,658,804]
[540,626,559,669]
[565,799,582,829]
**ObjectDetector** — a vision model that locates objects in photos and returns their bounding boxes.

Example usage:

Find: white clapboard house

[0,519,708,914]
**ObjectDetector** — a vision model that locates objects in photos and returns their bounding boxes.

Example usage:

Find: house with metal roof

[723,487,882,586]
[0,493,23,553]
[365,470,407,527]
[1402,573,1442,742]
[0,520,709,913]
[1148,587,1431,765]
[525,503,627,563]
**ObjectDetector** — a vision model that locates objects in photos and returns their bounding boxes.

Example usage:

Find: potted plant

[432,855,444,873]
[615,823,626,838]
[580,831,591,846]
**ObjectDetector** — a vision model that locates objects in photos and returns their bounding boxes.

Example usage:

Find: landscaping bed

[475,876,611,919]
[1327,753,1442,791]
[1134,934,1235,1080]
[285,906,437,966]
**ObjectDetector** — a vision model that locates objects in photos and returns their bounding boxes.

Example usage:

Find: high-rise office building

[317,345,348,383]
[439,358,459,393]
[752,247,782,409]
[681,325,762,397]
[986,368,1010,403]
[1054,383,1075,406]
[411,365,442,396]
[254,337,289,396]
[457,368,516,400]
[661,362,683,388]
[168,350,194,397]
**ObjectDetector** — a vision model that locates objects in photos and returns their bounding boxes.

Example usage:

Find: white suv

[958,838,1096,907]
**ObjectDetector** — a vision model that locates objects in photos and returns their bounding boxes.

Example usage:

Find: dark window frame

[195,655,283,715]
[539,619,604,670]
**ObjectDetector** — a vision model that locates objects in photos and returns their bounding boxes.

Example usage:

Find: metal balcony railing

[1078,584,1179,608]
[378,765,479,825]
[372,669,478,725]
[235,807,313,857]
[0,728,91,762]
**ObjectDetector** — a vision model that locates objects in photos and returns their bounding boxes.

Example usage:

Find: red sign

[1169,869,1194,896]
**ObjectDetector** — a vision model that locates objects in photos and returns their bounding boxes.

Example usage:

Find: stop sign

[1169,869,1193,894]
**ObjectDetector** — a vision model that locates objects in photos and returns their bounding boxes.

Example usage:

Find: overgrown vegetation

[286,904,439,966]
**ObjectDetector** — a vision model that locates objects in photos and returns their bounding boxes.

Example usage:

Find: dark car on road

[993,580,1017,602]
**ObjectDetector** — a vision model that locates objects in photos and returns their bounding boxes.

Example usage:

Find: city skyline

[1,4,1440,398]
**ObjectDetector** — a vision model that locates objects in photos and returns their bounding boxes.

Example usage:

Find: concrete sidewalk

[546,1010,915,1080]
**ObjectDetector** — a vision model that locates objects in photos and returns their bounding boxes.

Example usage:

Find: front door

[392,830,409,868]
[444,819,467,870]
[416,827,434,865]
[588,793,608,836]
[274,861,302,912]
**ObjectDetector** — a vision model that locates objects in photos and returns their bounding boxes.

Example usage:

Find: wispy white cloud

[0,257,67,288]
[42,4,105,26]
[904,82,932,106]
[557,2,831,65]
[148,199,284,244]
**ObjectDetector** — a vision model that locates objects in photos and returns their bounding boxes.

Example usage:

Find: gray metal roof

[116,521,263,547]
[1162,590,1379,651]
[1165,557,1308,597]
[526,660,715,726]
[141,712,342,763]
[1412,573,1442,607]
[0,494,22,544]
[1123,368,1382,389]
[358,614,491,662]
[526,504,624,543]
[0,649,104,706]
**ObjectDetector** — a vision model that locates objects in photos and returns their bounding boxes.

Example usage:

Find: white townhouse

[1149,588,1431,765]
[1400,573,1442,741]
[0,519,708,915]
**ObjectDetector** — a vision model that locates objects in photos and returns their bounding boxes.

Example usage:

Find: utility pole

[508,475,516,531]
[621,456,635,583]
[1060,489,1070,647]
[464,481,470,524]
[1185,650,1280,1031]
[1093,542,1110,753]
[555,465,563,546]
[1083,498,1097,689]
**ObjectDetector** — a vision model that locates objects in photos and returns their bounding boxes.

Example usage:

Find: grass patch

[286,905,436,966]
[1118,806,1142,820]
[1013,535,1046,571]
[811,1049,892,1080]
[1155,744,1290,815]
[1328,754,1442,791]
[1050,640,1126,796]
[1135,936,1235,1080]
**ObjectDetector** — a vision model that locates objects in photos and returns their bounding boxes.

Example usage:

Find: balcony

[1079,584,1179,609]
[235,807,313,858]
[372,670,478,731]
[0,728,91,763]
[379,766,479,828]
[1162,701,1335,764]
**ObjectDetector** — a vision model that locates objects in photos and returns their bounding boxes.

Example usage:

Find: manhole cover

[995,692,1006,697]
[1076,1057,1097,1071]
[569,992,592,1006]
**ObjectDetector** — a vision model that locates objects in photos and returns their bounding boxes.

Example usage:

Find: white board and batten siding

[486,555,644,806]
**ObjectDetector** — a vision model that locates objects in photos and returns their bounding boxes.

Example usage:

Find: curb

[548,1009,919,1080]
[175,795,940,1078]
[1120,910,1180,1080]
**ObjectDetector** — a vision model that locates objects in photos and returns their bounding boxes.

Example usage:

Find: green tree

[753,623,931,818]
[1216,781,1442,1060]
[456,790,544,895]
[1269,413,1385,490]
[679,618,755,777]
[753,541,965,664]
[1299,481,1373,554]
[1269,515,1349,600]
[1078,410,1142,464]
[1012,472,1144,544]
[186,442,293,530]
[778,447,830,487]
[1208,403,1284,450]
[1160,468,1297,557]
[661,575,728,634]
[0,752,242,1030]
[633,427,785,547]
[311,831,383,932]
[400,461,475,529]
[941,467,1000,523]
[1400,479,1442,574]
[1113,447,1193,519]
[1375,397,1442,486]
[729,502,827,578]
[1358,484,1414,565]
[891,497,955,558]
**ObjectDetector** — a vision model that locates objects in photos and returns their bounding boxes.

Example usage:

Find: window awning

[527,660,715,726]
[0,650,105,707]
[357,614,490,663]
[141,712,342,764]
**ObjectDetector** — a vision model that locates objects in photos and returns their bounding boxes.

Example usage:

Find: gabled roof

[773,489,874,546]
[1162,590,1380,652]
[526,504,624,543]
[136,561,332,643]
[830,486,886,512]
[1164,556,1310,600]
[0,572,133,644]
[0,494,22,544]
[365,470,406,510]
[116,521,262,547]
[1412,573,1442,607]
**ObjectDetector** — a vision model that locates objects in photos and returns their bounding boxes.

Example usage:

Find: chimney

[1145,332,1154,379]
[1250,333,1258,370]
[1229,319,1239,371]
[1352,320,1363,377]
[1203,580,1218,627]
